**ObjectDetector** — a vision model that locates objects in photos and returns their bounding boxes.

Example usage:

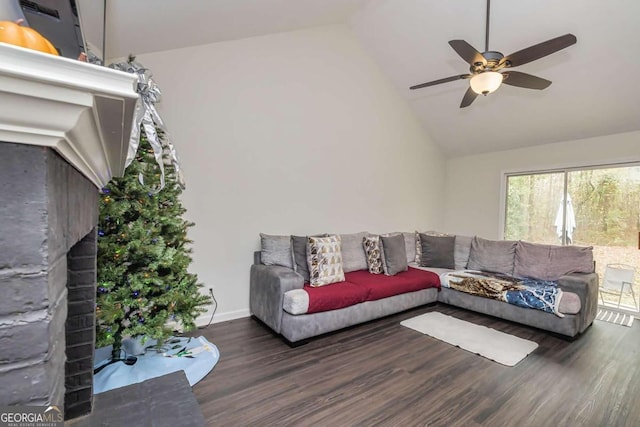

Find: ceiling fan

[409,0,577,108]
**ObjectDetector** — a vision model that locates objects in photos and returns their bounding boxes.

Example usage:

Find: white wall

[443,130,640,239]
[137,24,445,322]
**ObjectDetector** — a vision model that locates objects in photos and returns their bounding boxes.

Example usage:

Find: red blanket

[304,267,440,313]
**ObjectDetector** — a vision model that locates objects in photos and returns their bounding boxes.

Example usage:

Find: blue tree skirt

[93,336,220,394]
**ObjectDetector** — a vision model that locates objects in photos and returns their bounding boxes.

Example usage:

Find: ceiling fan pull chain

[485,0,491,52]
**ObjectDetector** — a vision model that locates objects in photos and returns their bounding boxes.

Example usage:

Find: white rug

[401,312,538,366]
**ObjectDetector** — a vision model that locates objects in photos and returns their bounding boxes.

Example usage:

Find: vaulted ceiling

[107,0,640,157]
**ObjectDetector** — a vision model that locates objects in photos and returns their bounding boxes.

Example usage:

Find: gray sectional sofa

[250,232,599,344]
[251,254,439,344]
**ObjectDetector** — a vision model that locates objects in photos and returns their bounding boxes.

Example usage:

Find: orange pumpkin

[0,19,58,56]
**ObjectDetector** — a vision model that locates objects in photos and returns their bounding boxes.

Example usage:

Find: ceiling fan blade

[501,34,577,68]
[502,71,551,90]
[448,40,487,66]
[460,87,478,108]
[410,74,471,90]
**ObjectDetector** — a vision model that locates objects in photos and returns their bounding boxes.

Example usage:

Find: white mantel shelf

[0,42,138,188]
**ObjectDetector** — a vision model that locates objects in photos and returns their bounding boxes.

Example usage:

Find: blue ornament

[98,287,108,293]
[98,230,105,237]
[170,314,176,320]
[148,192,154,197]
[132,291,140,297]
[151,238,158,244]
[138,317,145,323]
[101,188,111,194]
[107,327,112,332]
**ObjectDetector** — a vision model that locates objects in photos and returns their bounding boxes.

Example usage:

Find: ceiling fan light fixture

[470,71,503,95]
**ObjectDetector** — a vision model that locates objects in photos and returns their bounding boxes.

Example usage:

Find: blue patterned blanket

[441,270,564,317]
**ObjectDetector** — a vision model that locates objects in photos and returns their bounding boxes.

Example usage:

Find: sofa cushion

[340,232,369,273]
[380,234,409,275]
[363,235,384,274]
[514,241,594,281]
[454,235,473,270]
[260,233,293,269]
[419,233,455,269]
[307,235,345,287]
[345,267,440,301]
[401,232,417,264]
[409,262,454,277]
[300,281,369,314]
[291,235,310,283]
[467,237,517,275]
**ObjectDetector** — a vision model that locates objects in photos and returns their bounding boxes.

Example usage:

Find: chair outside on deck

[599,264,638,311]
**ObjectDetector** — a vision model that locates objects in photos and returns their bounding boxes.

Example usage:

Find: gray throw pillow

[419,233,455,269]
[415,230,450,264]
[514,241,594,281]
[467,237,517,275]
[380,234,408,276]
[454,235,473,270]
[378,232,416,264]
[260,234,293,269]
[340,232,369,272]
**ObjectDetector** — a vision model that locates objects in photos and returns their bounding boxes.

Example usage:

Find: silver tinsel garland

[109,56,185,191]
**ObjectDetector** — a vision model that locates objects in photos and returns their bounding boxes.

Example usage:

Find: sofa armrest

[557,272,599,333]
[250,264,304,334]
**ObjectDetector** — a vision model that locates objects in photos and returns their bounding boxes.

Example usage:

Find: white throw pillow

[307,235,345,286]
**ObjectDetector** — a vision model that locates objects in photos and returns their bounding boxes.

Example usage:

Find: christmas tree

[96,129,210,358]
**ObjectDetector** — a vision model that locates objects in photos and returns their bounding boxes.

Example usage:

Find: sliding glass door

[504,164,640,314]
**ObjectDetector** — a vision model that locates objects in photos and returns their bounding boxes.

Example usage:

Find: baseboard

[195,309,251,327]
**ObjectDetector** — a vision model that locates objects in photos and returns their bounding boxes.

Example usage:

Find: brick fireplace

[0,143,98,418]
[0,43,137,421]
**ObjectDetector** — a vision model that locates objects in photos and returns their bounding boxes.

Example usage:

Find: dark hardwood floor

[191,304,640,427]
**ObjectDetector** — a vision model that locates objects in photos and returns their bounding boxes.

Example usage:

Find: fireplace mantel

[0,43,138,188]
